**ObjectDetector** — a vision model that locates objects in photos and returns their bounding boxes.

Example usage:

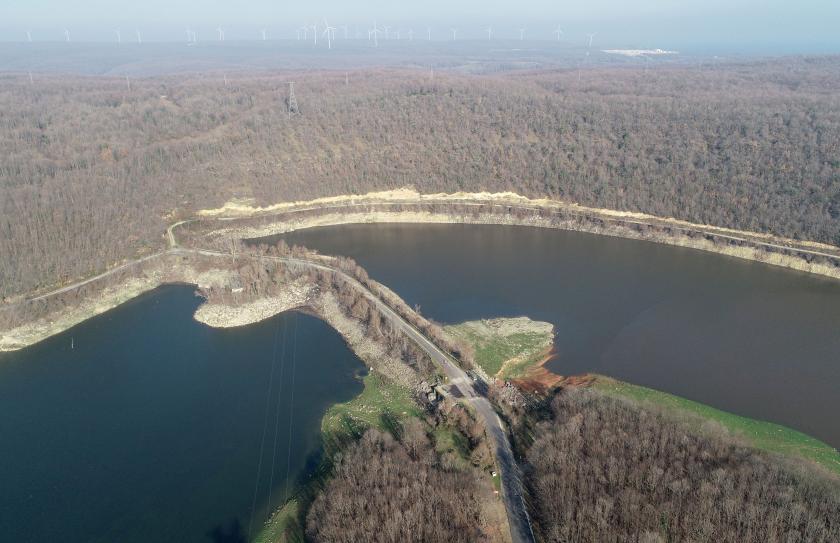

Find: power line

[246,316,284,540]
[287,81,299,118]
[266,313,291,510]
[283,312,300,498]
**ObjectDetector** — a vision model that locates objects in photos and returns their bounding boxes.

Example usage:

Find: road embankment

[5,188,840,353]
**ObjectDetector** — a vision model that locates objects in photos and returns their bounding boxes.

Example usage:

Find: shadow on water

[206,519,246,543]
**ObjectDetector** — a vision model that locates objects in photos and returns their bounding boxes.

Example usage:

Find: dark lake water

[275,223,840,449]
[0,285,364,543]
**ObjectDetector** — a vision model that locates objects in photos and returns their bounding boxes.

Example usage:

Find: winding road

[176,247,538,543]
[276,253,537,543]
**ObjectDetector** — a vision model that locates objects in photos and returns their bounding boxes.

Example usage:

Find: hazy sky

[2,0,839,52]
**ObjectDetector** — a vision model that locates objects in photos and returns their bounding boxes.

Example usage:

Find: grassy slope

[253,500,302,543]
[445,320,552,378]
[593,375,840,476]
[253,372,421,543]
[320,371,422,435]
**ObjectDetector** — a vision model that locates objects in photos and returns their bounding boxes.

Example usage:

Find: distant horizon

[2,0,839,56]
[1,31,838,57]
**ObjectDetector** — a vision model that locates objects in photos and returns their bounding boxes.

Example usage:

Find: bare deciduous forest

[305,427,491,543]
[2,56,839,298]
[522,388,840,542]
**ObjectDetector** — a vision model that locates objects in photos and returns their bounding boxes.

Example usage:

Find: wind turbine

[261,28,267,41]
[64,29,70,42]
[553,25,563,41]
[407,29,414,41]
[369,22,380,47]
[395,29,401,40]
[217,26,225,41]
[450,28,457,41]
[587,33,596,48]
[383,25,391,40]
[114,28,121,44]
[427,27,431,41]
[519,28,525,41]
[310,23,317,45]
[136,29,142,44]
[486,27,492,40]
[323,19,335,49]
[26,30,32,42]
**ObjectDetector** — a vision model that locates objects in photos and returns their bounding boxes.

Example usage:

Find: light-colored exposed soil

[445,317,555,381]
[198,188,840,254]
[196,190,840,282]
[193,279,314,328]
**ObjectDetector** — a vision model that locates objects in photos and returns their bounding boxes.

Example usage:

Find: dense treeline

[2,57,839,297]
[522,388,840,542]
[330,253,474,365]
[306,427,488,543]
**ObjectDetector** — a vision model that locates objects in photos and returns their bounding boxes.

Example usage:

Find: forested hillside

[523,388,840,542]
[2,56,839,297]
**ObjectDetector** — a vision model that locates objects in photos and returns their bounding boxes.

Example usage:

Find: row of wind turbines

[24,24,596,48]
[26,28,144,44]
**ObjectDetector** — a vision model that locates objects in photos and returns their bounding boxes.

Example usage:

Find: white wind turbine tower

[64,29,71,42]
[587,33,596,48]
[114,28,121,44]
[519,28,525,41]
[217,26,225,41]
[553,25,563,41]
[136,29,142,44]
[408,29,414,41]
[486,27,492,40]
[323,19,336,49]
[310,23,318,45]
[261,28,267,41]
[450,28,457,41]
[395,29,401,40]
[369,22,381,47]
[427,27,431,40]
[383,25,391,40]
[26,30,32,42]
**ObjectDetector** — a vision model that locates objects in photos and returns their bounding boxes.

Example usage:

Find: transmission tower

[287,81,299,117]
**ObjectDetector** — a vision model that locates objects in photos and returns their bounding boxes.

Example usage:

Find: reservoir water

[0,285,364,543]
[275,223,840,449]
[4,223,840,542]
